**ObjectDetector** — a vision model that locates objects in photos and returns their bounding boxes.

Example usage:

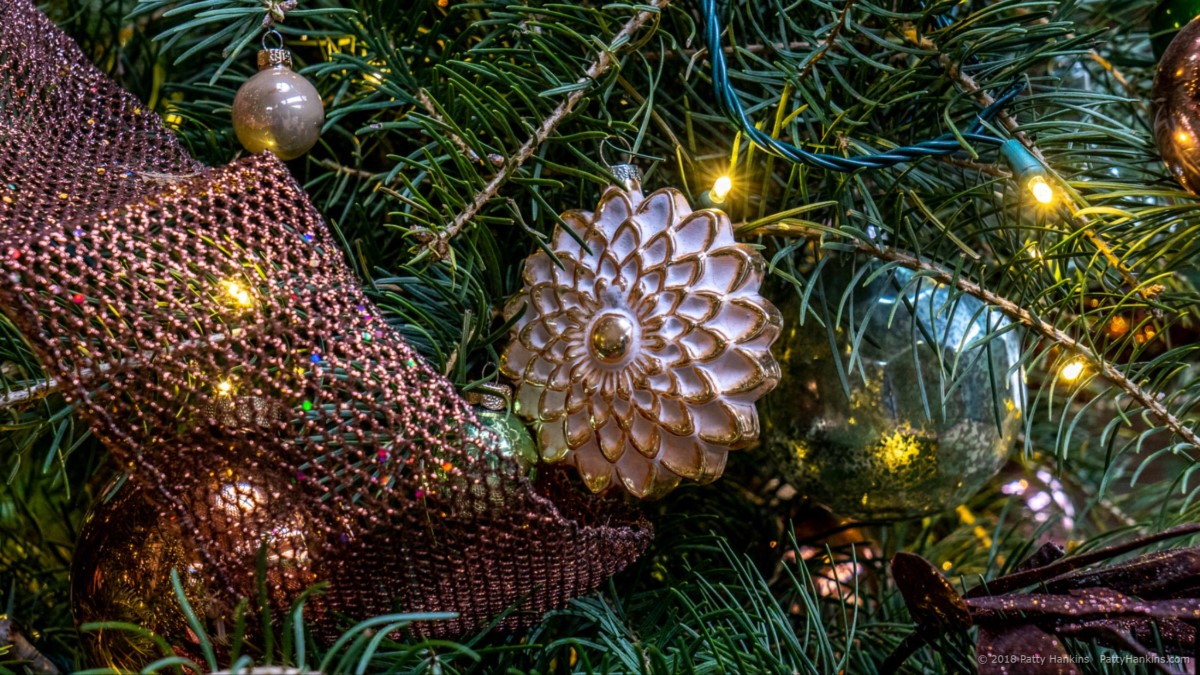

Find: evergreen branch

[415,0,670,261]
[862,244,1200,453]
[939,55,1149,301]
[415,88,486,166]
[754,209,1198,453]
[1087,51,1149,119]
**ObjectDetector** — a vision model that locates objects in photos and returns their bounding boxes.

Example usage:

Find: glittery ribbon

[0,0,650,638]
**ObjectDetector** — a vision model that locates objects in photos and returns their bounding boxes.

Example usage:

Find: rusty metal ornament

[500,165,783,499]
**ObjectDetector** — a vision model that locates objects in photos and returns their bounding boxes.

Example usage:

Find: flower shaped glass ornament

[501,166,783,499]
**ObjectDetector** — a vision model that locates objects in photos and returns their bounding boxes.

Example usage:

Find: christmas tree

[3,0,1200,672]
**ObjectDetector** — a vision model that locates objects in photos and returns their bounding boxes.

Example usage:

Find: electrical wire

[703,0,1015,172]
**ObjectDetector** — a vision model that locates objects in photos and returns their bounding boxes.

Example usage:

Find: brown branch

[415,88,504,168]
[794,1,854,85]
[641,41,814,61]
[747,220,1200,452]
[0,332,236,411]
[0,378,55,408]
[420,0,671,260]
[1088,51,1151,119]
[313,158,379,181]
[0,618,60,675]
[938,155,1012,178]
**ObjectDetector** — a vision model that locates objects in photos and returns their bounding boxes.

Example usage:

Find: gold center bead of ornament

[590,313,634,363]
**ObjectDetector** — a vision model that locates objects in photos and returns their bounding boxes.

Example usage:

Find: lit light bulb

[224,279,254,307]
[1059,359,1085,383]
[710,175,733,204]
[1028,176,1054,205]
[217,379,234,395]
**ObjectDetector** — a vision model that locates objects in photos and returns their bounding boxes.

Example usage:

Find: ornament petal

[628,413,660,458]
[639,229,673,271]
[679,326,726,364]
[538,420,570,463]
[575,437,615,493]
[671,210,719,258]
[592,188,634,240]
[635,189,691,238]
[659,436,706,480]
[552,210,594,258]
[596,419,625,462]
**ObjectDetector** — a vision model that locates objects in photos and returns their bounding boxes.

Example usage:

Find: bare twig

[793,1,855,85]
[422,0,671,260]
[313,158,379,181]
[0,618,60,675]
[1088,51,1151,119]
[415,89,483,165]
[0,332,236,412]
[641,40,814,61]
[0,378,56,408]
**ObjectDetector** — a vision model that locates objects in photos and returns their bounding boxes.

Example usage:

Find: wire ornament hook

[262,29,285,52]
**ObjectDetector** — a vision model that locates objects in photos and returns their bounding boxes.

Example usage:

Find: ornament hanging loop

[262,29,285,51]
[600,138,642,197]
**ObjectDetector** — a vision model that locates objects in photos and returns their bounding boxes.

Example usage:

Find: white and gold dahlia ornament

[500,166,782,499]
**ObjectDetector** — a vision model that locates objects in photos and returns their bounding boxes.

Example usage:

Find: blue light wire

[703,0,1017,172]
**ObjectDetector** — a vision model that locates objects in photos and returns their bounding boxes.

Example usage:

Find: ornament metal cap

[609,163,642,196]
[257,48,293,70]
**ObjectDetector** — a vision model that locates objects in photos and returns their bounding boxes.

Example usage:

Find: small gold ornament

[231,32,324,160]
[501,165,782,499]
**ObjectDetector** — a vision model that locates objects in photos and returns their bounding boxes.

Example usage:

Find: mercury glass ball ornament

[1153,15,1200,195]
[232,48,324,161]
[72,480,217,669]
[761,265,1025,520]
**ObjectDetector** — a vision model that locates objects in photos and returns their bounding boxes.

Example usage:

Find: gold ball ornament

[72,473,324,670]
[1153,16,1200,195]
[232,48,324,161]
[500,166,782,499]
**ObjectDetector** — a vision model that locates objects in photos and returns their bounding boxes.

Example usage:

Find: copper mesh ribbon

[0,0,650,640]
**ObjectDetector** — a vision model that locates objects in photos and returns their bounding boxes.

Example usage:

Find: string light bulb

[1001,139,1055,206]
[1028,175,1054,205]
[224,279,254,307]
[1059,359,1086,383]
[709,175,733,204]
[216,379,234,395]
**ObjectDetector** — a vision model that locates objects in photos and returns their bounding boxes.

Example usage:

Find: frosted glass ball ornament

[232,48,324,161]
